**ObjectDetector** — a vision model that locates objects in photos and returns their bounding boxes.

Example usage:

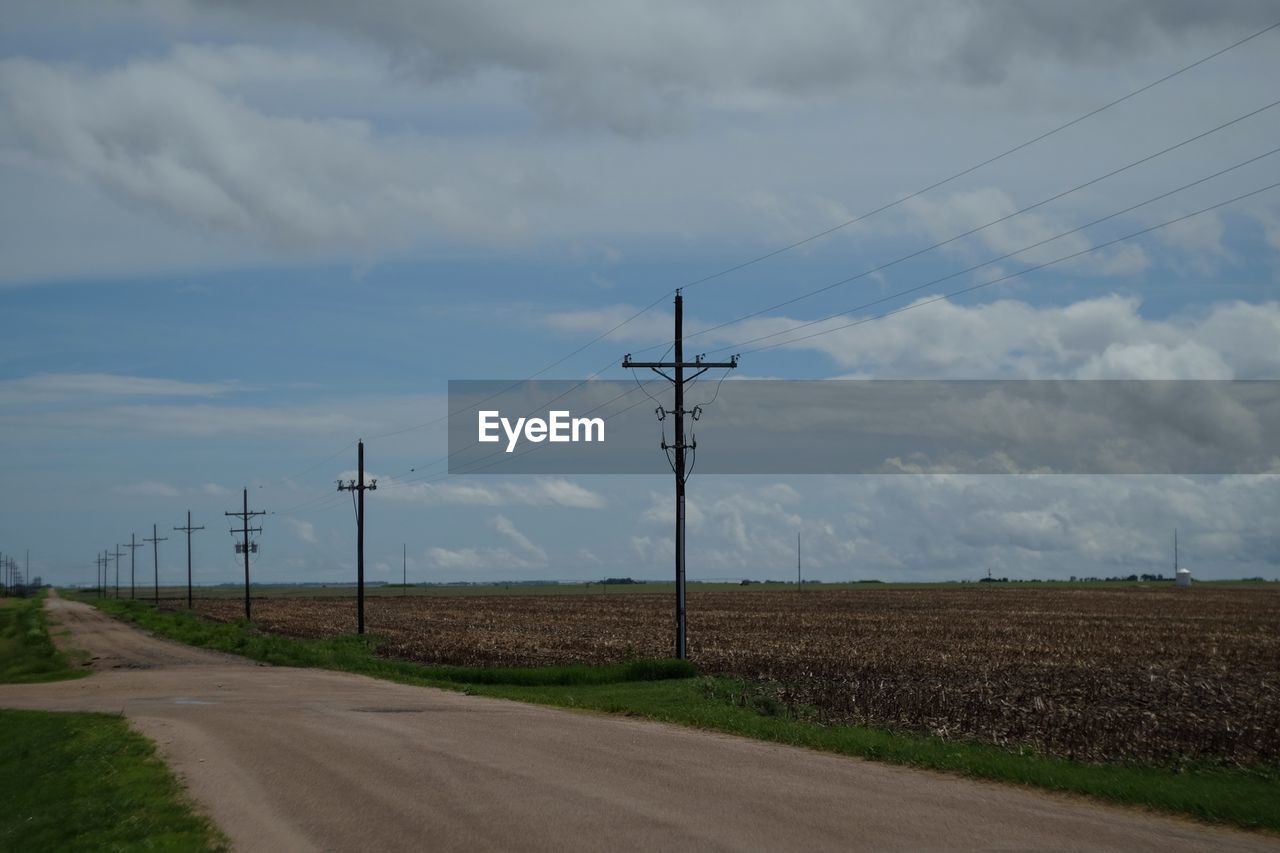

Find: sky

[1,1,1278,588]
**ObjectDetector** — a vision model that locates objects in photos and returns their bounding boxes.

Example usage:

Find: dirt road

[1,593,1274,852]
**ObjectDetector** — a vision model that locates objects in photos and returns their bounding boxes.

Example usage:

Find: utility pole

[124,534,143,600]
[109,545,125,598]
[143,525,167,606]
[623,291,738,660]
[96,552,105,598]
[225,488,264,621]
[338,440,377,634]
[174,511,204,609]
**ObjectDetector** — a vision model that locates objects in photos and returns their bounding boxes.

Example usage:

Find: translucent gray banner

[446,380,1280,475]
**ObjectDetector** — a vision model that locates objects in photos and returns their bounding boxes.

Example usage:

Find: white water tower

[1172,528,1191,588]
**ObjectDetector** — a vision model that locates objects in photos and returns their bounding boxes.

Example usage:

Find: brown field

[162,585,1280,766]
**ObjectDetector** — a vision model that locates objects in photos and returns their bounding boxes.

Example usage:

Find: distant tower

[1174,528,1191,588]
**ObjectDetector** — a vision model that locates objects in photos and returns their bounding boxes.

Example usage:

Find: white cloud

[0,373,236,403]
[903,186,1150,277]
[284,517,317,543]
[378,476,606,509]
[201,482,232,496]
[490,514,546,562]
[188,1,1272,133]
[0,53,556,251]
[726,296,1280,379]
[114,480,180,497]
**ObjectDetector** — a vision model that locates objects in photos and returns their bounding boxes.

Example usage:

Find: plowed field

[162,586,1280,765]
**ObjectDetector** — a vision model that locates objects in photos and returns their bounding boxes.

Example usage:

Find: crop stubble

[165,586,1279,765]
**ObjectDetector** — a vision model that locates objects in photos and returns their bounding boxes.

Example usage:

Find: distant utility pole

[144,525,167,606]
[623,290,738,660]
[174,511,204,609]
[338,440,377,634]
[225,489,264,621]
[109,545,125,598]
[124,534,143,600]
[96,552,105,598]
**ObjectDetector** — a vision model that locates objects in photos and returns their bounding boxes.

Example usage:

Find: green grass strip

[468,678,1279,832]
[0,594,89,684]
[0,709,226,852]
[88,596,696,686]
[80,594,1280,834]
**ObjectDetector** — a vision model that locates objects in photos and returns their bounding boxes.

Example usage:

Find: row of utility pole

[89,502,250,612]
[64,289,727,653]
[0,550,29,596]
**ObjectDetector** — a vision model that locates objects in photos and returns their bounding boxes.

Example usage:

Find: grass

[0,594,224,851]
[79,593,1280,834]
[87,596,696,687]
[0,709,226,852]
[0,594,89,683]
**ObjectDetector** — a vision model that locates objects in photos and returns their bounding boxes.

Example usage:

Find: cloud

[901,186,1149,277]
[724,296,1280,379]
[0,52,557,250]
[627,473,1280,581]
[197,1,1274,133]
[201,482,232,496]
[541,305,675,344]
[425,544,545,571]
[490,514,546,561]
[378,476,606,508]
[0,373,237,403]
[114,480,180,497]
[284,517,317,543]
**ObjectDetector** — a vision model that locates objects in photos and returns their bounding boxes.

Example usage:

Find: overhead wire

[672,99,1280,348]
[245,19,1280,501]
[673,18,1280,295]
[733,179,1280,356]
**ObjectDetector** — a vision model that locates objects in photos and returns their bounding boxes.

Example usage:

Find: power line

[734,179,1280,357]
[674,101,1280,348]
[271,19,1280,481]
[674,18,1280,294]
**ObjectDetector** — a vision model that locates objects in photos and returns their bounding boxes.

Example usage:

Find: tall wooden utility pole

[338,440,377,634]
[226,489,265,621]
[174,511,205,609]
[109,545,125,598]
[143,525,167,606]
[124,534,143,600]
[623,291,738,659]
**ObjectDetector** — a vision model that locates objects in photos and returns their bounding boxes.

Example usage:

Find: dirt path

[2,593,1275,852]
